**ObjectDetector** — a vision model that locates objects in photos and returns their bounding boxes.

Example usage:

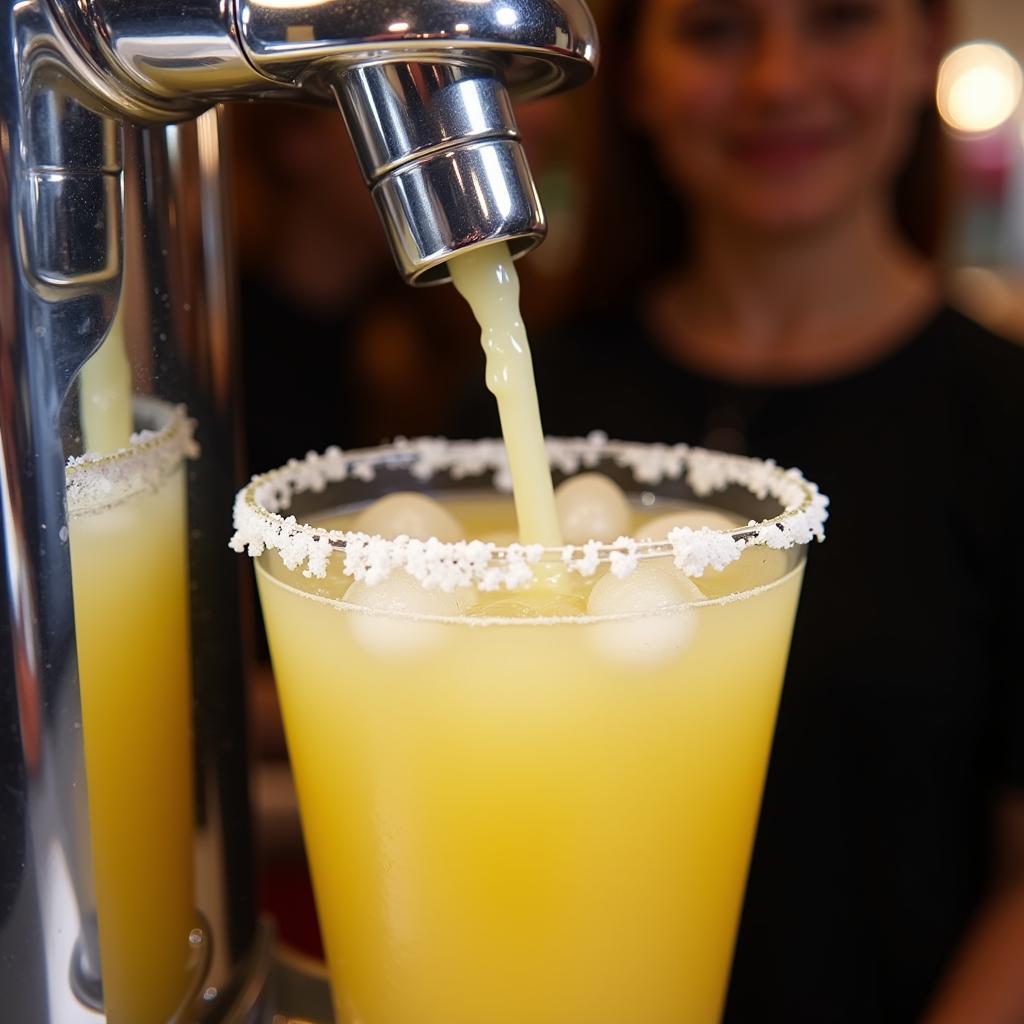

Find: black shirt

[455,303,1024,1022]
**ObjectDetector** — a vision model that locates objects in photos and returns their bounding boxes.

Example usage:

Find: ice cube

[639,508,738,540]
[555,472,631,544]
[695,546,793,599]
[353,492,462,542]
[586,559,702,667]
[346,573,472,659]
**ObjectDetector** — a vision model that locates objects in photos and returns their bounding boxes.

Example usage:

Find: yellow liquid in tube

[80,305,133,456]
[71,327,195,1021]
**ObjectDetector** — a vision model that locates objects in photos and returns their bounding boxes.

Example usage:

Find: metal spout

[235,0,598,280]
[334,61,544,283]
[55,0,598,283]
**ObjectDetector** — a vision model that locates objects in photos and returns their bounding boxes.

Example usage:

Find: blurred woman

[458,1,1024,1020]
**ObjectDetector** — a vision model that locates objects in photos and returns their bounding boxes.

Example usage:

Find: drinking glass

[233,436,827,1024]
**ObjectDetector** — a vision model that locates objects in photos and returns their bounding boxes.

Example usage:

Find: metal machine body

[0,1,596,1020]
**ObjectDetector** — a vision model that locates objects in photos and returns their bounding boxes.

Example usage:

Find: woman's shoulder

[859,302,1022,409]
[927,304,1024,380]
[913,306,1024,435]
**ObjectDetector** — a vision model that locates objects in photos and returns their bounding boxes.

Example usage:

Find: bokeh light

[937,42,1023,134]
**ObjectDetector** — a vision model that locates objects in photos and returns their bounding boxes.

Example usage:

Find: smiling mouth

[727,131,838,170]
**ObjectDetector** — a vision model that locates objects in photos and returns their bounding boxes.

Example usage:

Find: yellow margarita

[234,435,826,1024]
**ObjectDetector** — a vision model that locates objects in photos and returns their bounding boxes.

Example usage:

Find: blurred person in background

[458,0,1024,1020]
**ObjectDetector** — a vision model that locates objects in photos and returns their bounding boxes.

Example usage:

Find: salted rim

[66,398,199,518]
[230,434,829,591]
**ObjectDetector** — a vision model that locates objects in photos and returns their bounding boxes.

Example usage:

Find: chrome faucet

[57,0,597,282]
[0,2,597,1021]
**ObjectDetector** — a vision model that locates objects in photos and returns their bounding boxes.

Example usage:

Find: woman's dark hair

[570,0,950,310]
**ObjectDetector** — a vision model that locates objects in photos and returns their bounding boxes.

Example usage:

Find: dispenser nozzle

[234,0,599,284]
[53,0,598,284]
[333,61,545,284]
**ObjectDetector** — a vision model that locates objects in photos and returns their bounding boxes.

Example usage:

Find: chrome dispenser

[0,2,597,1020]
